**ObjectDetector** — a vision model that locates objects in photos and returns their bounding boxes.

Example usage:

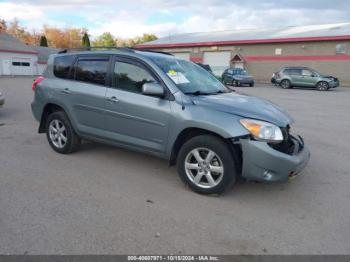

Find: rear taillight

[32,76,45,91]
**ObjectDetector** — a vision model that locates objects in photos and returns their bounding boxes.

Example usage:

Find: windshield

[312,70,320,76]
[151,56,228,95]
[233,70,248,75]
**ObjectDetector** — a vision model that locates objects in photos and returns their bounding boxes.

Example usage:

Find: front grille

[268,138,295,155]
[268,126,302,155]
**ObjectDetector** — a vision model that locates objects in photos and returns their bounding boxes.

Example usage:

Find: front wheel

[177,135,237,194]
[317,81,329,91]
[232,80,240,87]
[46,111,81,154]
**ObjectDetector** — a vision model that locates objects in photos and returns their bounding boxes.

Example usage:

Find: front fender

[165,97,249,158]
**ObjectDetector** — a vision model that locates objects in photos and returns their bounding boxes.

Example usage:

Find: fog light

[263,170,273,180]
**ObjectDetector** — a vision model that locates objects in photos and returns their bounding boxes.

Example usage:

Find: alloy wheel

[318,82,328,91]
[281,80,290,89]
[184,147,224,189]
[49,119,67,148]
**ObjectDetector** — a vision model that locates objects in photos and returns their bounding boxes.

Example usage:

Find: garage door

[172,52,190,61]
[203,51,231,76]
[11,59,33,75]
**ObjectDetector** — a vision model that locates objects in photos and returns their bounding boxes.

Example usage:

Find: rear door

[104,56,171,153]
[288,69,303,86]
[61,55,110,134]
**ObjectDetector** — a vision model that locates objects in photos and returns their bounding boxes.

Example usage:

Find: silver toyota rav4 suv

[31,48,310,194]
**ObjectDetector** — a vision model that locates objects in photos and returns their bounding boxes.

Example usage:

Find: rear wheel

[280,79,291,89]
[317,81,329,91]
[249,83,254,87]
[177,135,237,194]
[46,111,81,154]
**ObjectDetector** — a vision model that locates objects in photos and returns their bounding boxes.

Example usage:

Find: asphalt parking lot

[0,77,349,255]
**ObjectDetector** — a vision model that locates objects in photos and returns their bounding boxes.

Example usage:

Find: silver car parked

[31,48,310,194]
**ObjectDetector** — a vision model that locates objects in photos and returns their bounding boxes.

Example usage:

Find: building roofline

[137,35,350,49]
[0,48,38,55]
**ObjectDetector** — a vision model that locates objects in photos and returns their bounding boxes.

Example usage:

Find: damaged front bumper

[239,135,310,182]
[0,94,5,107]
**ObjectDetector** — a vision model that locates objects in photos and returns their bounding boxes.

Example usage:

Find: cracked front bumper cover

[0,95,5,107]
[239,135,310,182]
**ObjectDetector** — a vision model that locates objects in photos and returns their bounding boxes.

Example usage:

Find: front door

[301,69,318,87]
[104,57,171,153]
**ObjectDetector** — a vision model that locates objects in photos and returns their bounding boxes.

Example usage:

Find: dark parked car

[196,63,213,73]
[274,67,339,91]
[222,68,254,87]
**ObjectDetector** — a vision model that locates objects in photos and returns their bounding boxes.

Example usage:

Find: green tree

[135,34,158,45]
[39,35,48,47]
[92,32,115,47]
[82,32,90,47]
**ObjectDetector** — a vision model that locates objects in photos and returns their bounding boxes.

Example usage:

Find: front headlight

[240,119,283,142]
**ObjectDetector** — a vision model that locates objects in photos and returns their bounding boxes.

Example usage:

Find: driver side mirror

[142,82,164,97]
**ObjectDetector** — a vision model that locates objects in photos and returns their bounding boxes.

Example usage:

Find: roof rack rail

[57,46,174,57]
[57,46,135,54]
[132,48,174,56]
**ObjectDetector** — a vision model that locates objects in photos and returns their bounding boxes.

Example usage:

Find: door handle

[106,96,119,103]
[61,88,70,94]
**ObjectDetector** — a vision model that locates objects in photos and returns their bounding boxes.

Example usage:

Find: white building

[0,33,58,76]
[0,33,38,75]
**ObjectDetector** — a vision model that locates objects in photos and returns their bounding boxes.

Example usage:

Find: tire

[177,135,237,194]
[232,80,240,87]
[249,83,254,87]
[46,111,81,154]
[317,81,329,91]
[280,79,291,89]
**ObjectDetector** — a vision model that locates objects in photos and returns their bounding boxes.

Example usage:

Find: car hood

[190,92,293,127]
[320,75,338,81]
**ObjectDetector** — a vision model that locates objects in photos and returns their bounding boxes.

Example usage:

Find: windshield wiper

[184,91,212,96]
[211,90,225,95]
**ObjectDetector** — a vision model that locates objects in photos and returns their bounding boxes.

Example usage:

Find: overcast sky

[0,0,349,39]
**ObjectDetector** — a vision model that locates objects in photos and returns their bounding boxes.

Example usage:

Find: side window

[54,55,76,79]
[114,61,157,93]
[291,69,302,75]
[284,69,301,76]
[283,69,291,75]
[302,69,313,76]
[75,58,109,85]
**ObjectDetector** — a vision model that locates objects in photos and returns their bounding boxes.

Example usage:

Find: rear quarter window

[54,55,76,79]
[283,69,301,76]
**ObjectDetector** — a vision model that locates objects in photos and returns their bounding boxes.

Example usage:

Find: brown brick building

[137,22,350,86]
